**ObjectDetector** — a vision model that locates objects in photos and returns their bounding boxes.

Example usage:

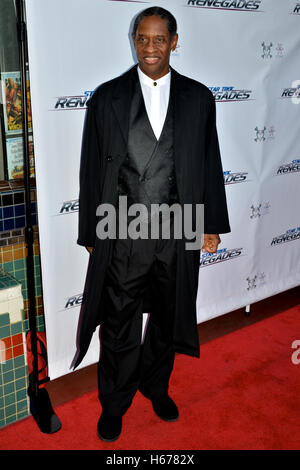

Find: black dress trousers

[98,215,177,416]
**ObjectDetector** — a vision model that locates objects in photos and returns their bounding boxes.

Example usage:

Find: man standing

[75,6,231,442]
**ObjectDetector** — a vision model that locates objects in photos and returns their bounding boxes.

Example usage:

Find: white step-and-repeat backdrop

[25,0,300,379]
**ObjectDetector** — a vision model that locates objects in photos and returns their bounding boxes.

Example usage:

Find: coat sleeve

[203,92,231,234]
[77,99,103,247]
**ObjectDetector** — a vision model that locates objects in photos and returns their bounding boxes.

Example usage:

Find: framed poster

[0,71,34,179]
[5,135,35,179]
[1,71,32,135]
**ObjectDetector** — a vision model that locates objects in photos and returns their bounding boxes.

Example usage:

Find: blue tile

[16,389,27,401]
[0,325,10,339]
[4,370,17,385]
[4,218,15,230]
[10,322,22,335]
[15,377,26,391]
[0,208,3,218]
[1,359,13,373]
[2,194,13,206]
[15,216,25,229]
[0,220,3,232]
[17,400,28,414]
[3,206,14,218]
[6,414,17,425]
[0,314,10,327]
[3,261,13,273]
[14,204,25,217]
[4,382,14,395]
[15,366,26,380]
[4,391,15,406]
[14,356,25,368]
[13,192,24,204]
[17,409,29,420]
[14,259,25,270]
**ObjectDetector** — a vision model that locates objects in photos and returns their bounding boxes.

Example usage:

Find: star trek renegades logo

[186,0,263,12]
[52,91,93,111]
[209,87,253,102]
[292,3,300,14]
[277,159,300,175]
[271,227,300,246]
[224,170,249,185]
[64,294,83,310]
[56,199,79,215]
[280,84,300,101]
[200,247,244,267]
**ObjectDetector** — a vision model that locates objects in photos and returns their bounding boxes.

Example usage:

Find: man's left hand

[201,233,221,253]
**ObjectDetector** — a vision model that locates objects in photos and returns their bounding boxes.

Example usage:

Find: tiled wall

[0,180,44,428]
[0,181,37,246]
[0,242,44,325]
[0,272,29,427]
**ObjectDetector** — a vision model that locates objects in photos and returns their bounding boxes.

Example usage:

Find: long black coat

[72,64,231,369]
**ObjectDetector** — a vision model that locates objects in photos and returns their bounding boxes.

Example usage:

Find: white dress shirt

[137,66,171,141]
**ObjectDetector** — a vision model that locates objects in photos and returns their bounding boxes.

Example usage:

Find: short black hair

[132,6,177,40]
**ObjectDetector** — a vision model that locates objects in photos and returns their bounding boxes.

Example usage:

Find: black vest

[117,79,179,213]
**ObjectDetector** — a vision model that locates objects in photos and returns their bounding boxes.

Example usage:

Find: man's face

[132,15,178,80]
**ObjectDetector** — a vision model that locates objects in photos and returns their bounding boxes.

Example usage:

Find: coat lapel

[112,64,138,145]
[169,66,191,202]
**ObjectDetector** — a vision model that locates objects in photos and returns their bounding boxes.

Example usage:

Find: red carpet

[1,305,300,450]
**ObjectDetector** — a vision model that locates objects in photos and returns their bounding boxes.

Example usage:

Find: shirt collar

[137,66,171,88]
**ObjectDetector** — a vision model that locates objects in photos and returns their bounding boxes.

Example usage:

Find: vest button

[106,155,113,161]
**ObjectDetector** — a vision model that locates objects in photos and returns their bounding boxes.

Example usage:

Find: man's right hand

[86,246,94,254]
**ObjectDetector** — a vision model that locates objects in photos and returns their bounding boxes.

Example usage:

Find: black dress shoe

[97,413,122,442]
[151,395,179,422]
